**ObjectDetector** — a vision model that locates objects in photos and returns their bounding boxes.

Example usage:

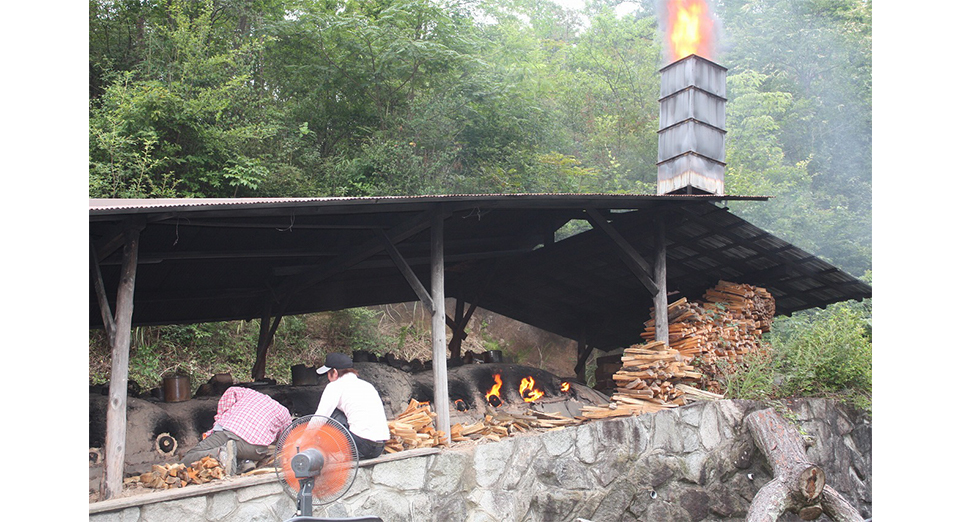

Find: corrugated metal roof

[89,194,867,351]
[89,192,770,213]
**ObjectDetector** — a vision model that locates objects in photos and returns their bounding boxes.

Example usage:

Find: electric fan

[274,414,362,519]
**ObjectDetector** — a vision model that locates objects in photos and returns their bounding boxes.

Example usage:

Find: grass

[719,296,872,413]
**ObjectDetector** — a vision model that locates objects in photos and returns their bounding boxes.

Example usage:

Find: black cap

[316,353,354,374]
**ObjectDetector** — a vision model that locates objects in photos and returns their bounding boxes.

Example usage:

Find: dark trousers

[330,409,385,460]
[180,429,271,466]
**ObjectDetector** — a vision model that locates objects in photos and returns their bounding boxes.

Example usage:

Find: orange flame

[519,376,545,403]
[486,373,503,406]
[560,381,571,393]
[665,0,715,62]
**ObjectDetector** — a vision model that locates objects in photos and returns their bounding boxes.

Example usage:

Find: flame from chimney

[665,0,716,62]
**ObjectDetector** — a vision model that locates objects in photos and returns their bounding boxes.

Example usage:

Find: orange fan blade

[280,421,354,500]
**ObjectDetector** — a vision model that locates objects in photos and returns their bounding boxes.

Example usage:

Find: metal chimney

[657,54,727,195]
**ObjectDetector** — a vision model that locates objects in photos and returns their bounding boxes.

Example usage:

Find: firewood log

[600,281,774,418]
[744,409,862,522]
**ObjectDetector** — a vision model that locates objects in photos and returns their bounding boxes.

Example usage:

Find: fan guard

[274,414,359,506]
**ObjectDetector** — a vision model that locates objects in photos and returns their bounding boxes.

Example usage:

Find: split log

[745,408,863,522]
[446,407,582,441]
[385,399,450,452]
[130,456,227,490]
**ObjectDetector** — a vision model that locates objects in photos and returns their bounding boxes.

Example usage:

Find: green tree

[89,0,281,198]
[718,0,872,275]
[264,0,495,195]
[565,5,662,192]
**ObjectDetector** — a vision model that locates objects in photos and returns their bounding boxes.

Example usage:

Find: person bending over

[310,353,389,460]
[181,386,292,474]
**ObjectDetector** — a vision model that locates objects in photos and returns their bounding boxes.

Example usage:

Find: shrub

[720,295,872,413]
[717,350,776,401]
[768,298,872,409]
[90,315,313,388]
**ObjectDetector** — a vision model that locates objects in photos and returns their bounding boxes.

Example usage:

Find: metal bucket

[162,374,191,402]
[483,350,503,363]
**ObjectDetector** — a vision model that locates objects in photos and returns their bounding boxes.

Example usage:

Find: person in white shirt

[311,352,390,459]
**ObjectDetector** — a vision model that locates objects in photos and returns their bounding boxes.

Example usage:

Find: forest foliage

[89,0,871,276]
[89,0,872,407]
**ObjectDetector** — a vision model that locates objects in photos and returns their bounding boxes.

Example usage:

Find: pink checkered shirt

[205,387,292,446]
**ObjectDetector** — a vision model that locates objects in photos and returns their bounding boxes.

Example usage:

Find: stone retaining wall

[89,398,871,521]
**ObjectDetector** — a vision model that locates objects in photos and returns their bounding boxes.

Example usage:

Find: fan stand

[276,415,383,522]
[296,476,318,518]
[287,460,384,522]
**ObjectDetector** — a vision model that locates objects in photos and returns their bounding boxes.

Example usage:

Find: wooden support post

[654,218,668,347]
[101,225,140,500]
[430,209,451,444]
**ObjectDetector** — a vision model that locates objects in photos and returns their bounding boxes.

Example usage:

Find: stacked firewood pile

[124,456,225,490]
[583,281,773,419]
[385,399,450,453]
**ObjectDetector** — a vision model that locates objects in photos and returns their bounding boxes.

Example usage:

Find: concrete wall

[88,398,871,522]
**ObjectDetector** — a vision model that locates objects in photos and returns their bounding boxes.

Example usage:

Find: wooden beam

[272,248,532,277]
[91,223,131,264]
[654,218,668,346]
[276,209,439,299]
[101,224,141,500]
[99,248,340,265]
[90,242,117,346]
[584,208,659,295]
[92,212,170,263]
[430,208,450,444]
[380,230,434,314]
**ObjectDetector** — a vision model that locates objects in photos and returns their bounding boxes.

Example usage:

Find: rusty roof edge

[89,193,771,214]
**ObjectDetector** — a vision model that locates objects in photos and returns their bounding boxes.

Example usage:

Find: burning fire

[560,381,571,393]
[519,377,545,403]
[485,373,548,405]
[664,0,716,62]
[486,373,503,407]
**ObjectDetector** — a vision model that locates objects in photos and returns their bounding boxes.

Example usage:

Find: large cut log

[745,408,863,522]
